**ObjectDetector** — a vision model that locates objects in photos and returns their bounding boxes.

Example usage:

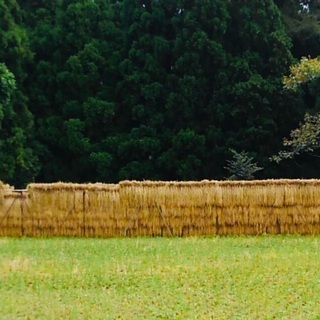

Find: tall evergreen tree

[214,0,303,177]
[0,0,39,186]
[117,0,231,180]
[23,0,122,182]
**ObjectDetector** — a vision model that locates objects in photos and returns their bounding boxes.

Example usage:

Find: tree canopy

[0,0,319,185]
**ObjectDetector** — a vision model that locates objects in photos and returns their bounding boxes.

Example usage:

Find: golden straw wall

[0,183,23,237]
[1,179,320,237]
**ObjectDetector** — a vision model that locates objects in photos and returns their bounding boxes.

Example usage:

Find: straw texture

[1,179,320,237]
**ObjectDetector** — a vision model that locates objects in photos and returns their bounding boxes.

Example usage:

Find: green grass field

[1,236,320,319]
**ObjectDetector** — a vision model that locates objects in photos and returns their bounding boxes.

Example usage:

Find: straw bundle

[2,179,320,237]
[0,190,23,236]
[120,181,176,237]
[300,182,320,207]
[27,183,118,237]
[0,181,4,206]
[85,185,120,237]
[116,179,320,237]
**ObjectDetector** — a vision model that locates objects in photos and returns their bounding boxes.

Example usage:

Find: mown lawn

[1,236,320,319]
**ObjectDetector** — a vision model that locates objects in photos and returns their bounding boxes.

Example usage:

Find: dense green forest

[1,0,320,186]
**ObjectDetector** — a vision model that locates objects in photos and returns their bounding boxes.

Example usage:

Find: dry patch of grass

[1,256,31,273]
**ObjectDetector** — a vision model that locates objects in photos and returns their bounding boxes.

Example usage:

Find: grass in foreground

[1,236,320,319]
